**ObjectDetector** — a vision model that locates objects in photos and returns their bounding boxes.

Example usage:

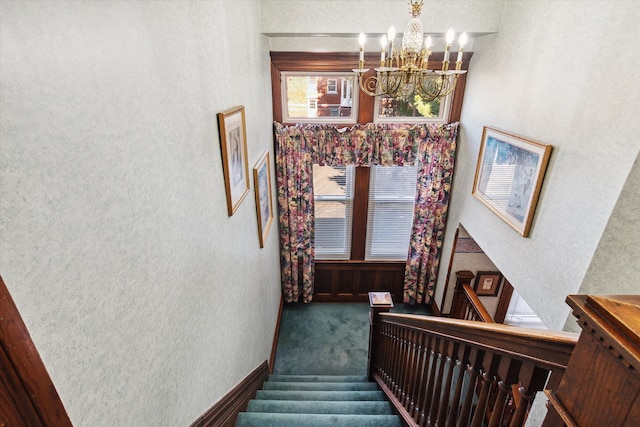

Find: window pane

[374,87,451,123]
[282,72,358,123]
[365,165,418,260]
[314,165,354,259]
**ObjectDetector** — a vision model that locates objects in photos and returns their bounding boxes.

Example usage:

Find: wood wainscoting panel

[314,261,405,303]
[190,360,269,427]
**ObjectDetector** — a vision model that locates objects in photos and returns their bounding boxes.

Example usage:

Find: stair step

[262,381,379,391]
[255,389,387,401]
[236,412,403,427]
[268,374,369,383]
[246,399,394,415]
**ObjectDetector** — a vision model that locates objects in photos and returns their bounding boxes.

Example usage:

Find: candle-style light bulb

[446,28,455,45]
[424,36,433,50]
[387,26,395,59]
[387,26,396,41]
[359,32,366,48]
[456,32,467,63]
[380,35,387,66]
[444,28,454,64]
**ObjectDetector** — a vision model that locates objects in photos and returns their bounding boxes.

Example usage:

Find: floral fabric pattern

[403,122,458,304]
[274,122,458,304]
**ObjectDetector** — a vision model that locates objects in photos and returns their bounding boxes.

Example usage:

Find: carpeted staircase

[235,374,403,427]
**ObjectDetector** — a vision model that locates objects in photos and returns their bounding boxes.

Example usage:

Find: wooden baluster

[471,372,495,427]
[398,326,410,406]
[446,344,471,427]
[393,326,403,399]
[489,357,522,427]
[404,328,419,411]
[458,347,483,426]
[437,341,459,426]
[411,331,428,422]
[420,336,441,425]
[379,322,390,383]
[391,324,402,395]
[471,352,501,427]
[428,338,449,425]
[418,334,437,427]
[509,363,549,427]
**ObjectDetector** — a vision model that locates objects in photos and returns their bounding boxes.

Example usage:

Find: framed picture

[474,271,502,297]
[472,127,553,237]
[217,106,250,216]
[253,151,274,248]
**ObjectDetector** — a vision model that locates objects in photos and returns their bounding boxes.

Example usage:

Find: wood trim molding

[190,360,269,427]
[269,296,284,375]
[0,275,72,427]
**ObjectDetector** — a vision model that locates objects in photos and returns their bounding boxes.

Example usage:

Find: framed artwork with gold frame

[253,151,273,248]
[217,105,250,216]
[472,126,553,237]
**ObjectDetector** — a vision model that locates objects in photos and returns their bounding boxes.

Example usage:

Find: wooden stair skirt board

[190,360,269,427]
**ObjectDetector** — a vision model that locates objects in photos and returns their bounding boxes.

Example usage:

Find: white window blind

[365,165,418,260]
[313,165,354,260]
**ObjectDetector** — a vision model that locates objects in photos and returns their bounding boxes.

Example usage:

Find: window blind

[314,165,354,260]
[365,165,418,261]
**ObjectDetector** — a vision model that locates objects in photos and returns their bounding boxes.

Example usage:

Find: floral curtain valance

[274,121,459,304]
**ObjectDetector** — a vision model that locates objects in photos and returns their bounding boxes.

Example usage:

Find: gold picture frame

[472,126,553,237]
[217,105,250,216]
[253,151,274,248]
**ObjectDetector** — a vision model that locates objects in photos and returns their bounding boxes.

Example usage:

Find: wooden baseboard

[430,300,442,316]
[190,360,268,427]
[269,296,284,374]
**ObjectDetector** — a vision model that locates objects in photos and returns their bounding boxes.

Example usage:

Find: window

[272,52,467,263]
[314,165,354,260]
[326,78,338,93]
[281,72,358,123]
[374,90,452,123]
[313,164,418,261]
[365,165,418,260]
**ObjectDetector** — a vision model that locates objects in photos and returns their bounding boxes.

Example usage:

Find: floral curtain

[274,122,458,304]
[404,122,458,304]
[274,124,315,303]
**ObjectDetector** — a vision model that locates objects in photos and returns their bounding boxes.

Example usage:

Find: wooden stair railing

[450,270,495,323]
[368,304,578,427]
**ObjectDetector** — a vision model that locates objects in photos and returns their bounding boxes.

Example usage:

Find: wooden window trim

[270,51,471,264]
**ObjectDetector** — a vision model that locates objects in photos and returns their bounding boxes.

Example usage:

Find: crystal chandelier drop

[354,0,467,101]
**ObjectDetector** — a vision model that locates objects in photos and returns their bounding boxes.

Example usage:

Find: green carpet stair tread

[268,374,369,383]
[235,413,403,427]
[246,399,394,414]
[255,389,387,401]
[262,381,379,391]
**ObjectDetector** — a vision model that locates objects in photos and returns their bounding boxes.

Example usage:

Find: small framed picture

[472,126,553,237]
[474,271,503,297]
[253,151,274,248]
[217,105,250,216]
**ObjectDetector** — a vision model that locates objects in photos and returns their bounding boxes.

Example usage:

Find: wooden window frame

[270,51,471,301]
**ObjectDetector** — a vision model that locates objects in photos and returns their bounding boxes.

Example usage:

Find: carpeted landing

[236,302,430,426]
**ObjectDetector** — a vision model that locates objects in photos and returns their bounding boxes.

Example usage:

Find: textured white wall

[0,1,280,425]
[440,0,640,330]
[262,0,505,52]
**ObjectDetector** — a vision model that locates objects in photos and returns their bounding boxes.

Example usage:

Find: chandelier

[354,0,467,101]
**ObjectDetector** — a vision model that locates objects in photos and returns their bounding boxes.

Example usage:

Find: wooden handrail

[450,270,495,322]
[368,306,578,427]
[464,283,495,322]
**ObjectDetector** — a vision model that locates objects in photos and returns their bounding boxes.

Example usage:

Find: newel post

[450,270,475,318]
[368,292,394,381]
